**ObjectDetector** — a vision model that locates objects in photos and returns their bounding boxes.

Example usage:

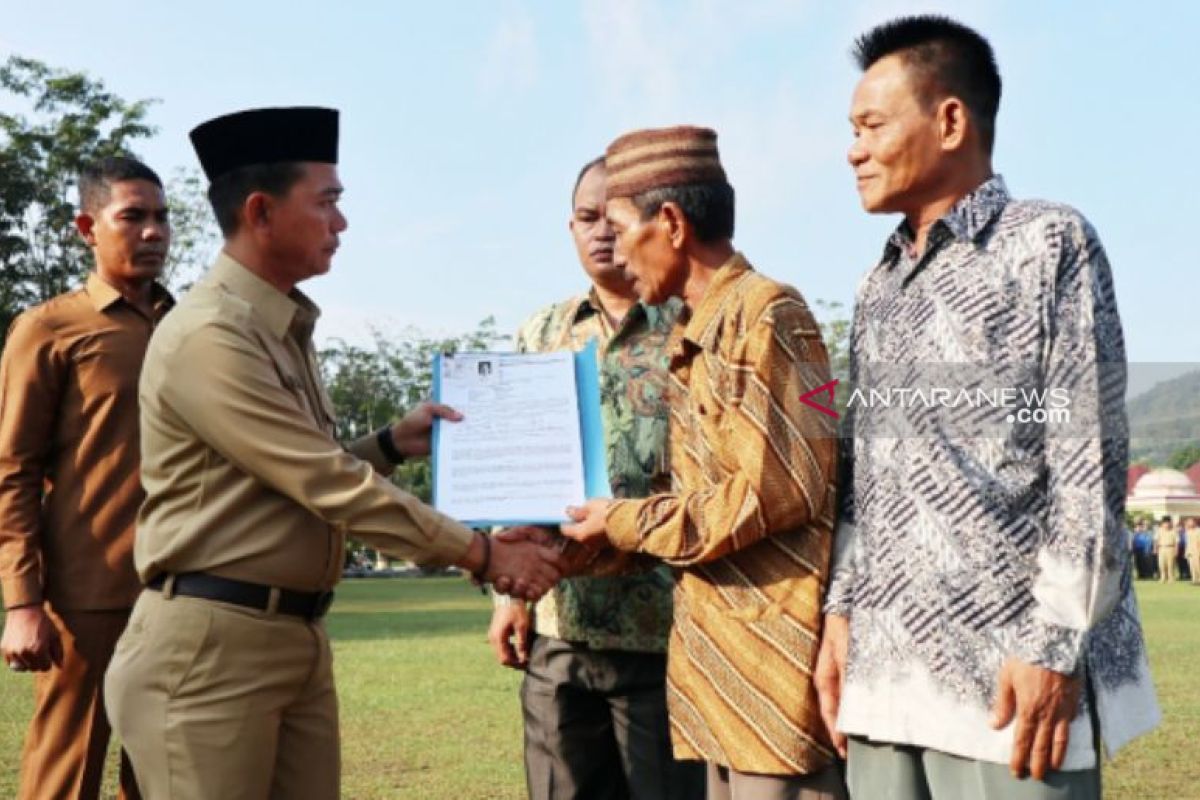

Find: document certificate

[432,342,608,526]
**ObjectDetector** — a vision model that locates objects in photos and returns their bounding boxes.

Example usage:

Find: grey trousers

[521,635,706,800]
[846,739,1101,800]
[707,763,848,800]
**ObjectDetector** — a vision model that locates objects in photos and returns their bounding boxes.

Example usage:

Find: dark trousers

[521,635,706,800]
[17,607,140,800]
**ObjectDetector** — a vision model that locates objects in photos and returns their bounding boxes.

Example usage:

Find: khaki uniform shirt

[0,273,173,610]
[510,290,678,652]
[135,253,472,591]
[1154,526,1179,552]
[1186,528,1200,557]
[606,254,838,775]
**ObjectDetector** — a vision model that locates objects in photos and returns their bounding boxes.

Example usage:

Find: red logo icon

[799,379,840,419]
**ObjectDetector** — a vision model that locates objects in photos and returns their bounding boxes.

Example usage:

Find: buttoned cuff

[822,589,854,617]
[605,499,643,553]
[2,573,43,610]
[1014,616,1085,675]
[347,431,395,475]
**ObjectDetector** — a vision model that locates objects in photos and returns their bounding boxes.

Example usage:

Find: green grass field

[1,578,1196,799]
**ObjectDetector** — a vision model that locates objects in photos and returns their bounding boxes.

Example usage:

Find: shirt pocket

[72,330,140,405]
[275,367,329,429]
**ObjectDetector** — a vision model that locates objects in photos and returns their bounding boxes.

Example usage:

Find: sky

[3,1,1198,387]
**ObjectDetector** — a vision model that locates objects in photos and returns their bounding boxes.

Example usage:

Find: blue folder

[431,339,610,527]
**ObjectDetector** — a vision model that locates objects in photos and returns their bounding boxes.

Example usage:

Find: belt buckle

[311,591,335,619]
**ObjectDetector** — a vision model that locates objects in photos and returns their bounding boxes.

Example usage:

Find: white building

[1126,468,1200,522]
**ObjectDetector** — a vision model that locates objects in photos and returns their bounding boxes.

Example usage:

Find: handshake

[396,402,618,601]
[464,526,604,602]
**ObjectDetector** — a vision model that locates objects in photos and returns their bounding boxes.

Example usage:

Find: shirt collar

[574,287,651,330]
[883,174,1010,262]
[209,252,321,341]
[85,270,175,317]
[679,251,752,354]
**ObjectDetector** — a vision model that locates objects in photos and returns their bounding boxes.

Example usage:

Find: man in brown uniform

[103,107,562,799]
[0,155,171,799]
[561,127,844,799]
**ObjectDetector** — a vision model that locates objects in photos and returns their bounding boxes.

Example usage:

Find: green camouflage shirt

[511,290,678,652]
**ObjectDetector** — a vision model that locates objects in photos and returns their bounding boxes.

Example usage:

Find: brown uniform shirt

[135,253,473,592]
[0,272,174,610]
[606,254,839,775]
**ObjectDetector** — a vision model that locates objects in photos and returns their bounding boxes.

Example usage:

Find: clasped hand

[486,522,614,600]
[481,527,565,602]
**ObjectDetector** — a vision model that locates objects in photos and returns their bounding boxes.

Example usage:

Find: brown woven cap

[605,125,726,199]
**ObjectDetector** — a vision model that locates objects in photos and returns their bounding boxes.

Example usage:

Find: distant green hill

[1128,369,1200,464]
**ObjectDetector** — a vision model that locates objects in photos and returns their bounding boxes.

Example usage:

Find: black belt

[146,573,335,620]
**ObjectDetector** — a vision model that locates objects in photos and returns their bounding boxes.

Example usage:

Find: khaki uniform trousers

[17,607,140,800]
[1157,548,1177,582]
[105,588,339,799]
[1187,549,1200,584]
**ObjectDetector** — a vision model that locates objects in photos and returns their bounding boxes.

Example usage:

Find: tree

[320,318,508,446]
[162,167,220,292]
[813,299,850,381]
[1167,443,1200,471]
[0,57,219,346]
[0,55,156,342]
[813,299,851,420]
[1125,509,1156,530]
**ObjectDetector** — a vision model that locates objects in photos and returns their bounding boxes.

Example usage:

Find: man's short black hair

[78,156,163,213]
[206,162,306,237]
[571,156,605,210]
[631,181,735,243]
[853,15,1002,154]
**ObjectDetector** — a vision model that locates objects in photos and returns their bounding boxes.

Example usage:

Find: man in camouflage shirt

[487,157,703,800]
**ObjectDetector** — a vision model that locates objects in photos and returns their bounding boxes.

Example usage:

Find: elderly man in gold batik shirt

[561,126,844,800]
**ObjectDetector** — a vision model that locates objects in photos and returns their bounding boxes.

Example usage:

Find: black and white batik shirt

[827,176,1159,768]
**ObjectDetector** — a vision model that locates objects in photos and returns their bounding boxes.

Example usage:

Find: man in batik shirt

[816,15,1158,800]
[561,127,845,800]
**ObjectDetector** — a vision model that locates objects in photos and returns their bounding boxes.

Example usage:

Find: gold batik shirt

[606,253,839,774]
